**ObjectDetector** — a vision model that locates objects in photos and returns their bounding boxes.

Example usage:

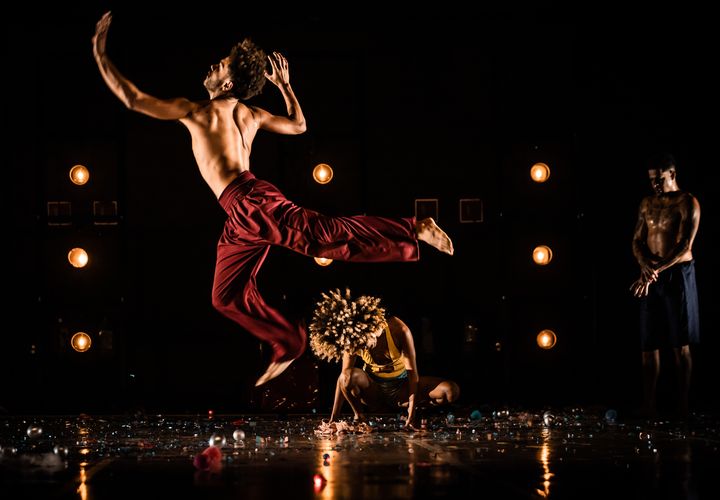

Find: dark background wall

[4,3,718,415]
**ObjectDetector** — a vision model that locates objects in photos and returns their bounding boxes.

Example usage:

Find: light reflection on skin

[535,428,554,498]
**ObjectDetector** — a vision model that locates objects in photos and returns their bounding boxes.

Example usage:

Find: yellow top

[360,324,406,379]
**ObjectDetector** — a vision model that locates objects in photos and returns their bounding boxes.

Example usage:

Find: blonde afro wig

[308,288,386,362]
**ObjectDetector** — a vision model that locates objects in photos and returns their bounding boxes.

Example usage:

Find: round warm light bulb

[69,165,90,186]
[71,332,92,353]
[536,329,557,349]
[532,245,553,265]
[530,163,550,183]
[68,248,89,268]
[314,257,333,267]
[312,163,333,184]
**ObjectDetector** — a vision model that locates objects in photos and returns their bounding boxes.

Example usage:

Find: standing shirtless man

[92,12,453,386]
[630,153,700,418]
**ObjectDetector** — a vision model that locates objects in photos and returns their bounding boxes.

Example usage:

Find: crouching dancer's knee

[445,381,460,403]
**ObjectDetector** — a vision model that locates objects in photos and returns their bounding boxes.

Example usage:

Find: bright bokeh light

[532,245,553,265]
[314,257,333,267]
[536,329,557,350]
[69,165,90,186]
[530,163,550,183]
[71,332,92,353]
[68,248,89,268]
[312,163,334,184]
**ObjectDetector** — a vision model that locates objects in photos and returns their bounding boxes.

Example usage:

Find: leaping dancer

[92,12,453,387]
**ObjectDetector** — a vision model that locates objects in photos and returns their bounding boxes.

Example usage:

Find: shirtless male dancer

[92,12,454,386]
[630,153,700,418]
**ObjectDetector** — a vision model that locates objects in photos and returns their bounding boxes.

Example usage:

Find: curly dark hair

[227,38,267,100]
[308,288,387,362]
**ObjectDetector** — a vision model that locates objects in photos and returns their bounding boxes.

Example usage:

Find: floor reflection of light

[535,428,554,498]
[316,442,334,497]
[77,462,89,500]
[407,444,416,490]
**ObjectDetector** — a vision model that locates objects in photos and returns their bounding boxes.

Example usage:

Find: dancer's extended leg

[415,218,454,255]
[214,173,455,387]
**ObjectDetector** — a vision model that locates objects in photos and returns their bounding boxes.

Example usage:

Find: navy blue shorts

[639,260,700,351]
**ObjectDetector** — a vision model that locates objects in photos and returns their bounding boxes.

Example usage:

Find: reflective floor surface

[2,407,719,499]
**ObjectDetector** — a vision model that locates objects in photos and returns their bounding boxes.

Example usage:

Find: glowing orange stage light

[530,163,550,183]
[69,165,90,186]
[71,332,92,353]
[312,163,333,184]
[68,248,89,268]
[536,329,557,349]
[532,245,553,265]
[314,257,333,266]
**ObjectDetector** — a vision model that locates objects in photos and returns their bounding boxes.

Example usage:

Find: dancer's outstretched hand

[93,11,112,59]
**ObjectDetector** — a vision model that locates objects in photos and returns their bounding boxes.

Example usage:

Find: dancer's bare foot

[416,218,454,255]
[255,359,294,387]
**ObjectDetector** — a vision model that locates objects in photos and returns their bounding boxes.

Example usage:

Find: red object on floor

[193,445,223,473]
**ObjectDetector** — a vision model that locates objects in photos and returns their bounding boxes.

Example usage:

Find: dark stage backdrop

[4,3,719,415]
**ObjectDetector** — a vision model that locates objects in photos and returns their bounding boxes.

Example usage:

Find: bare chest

[646,198,683,230]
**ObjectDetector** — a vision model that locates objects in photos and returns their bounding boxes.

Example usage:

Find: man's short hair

[647,152,676,172]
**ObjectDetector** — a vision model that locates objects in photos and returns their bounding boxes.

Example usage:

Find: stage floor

[1,408,719,499]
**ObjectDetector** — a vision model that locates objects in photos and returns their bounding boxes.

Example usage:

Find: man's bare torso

[180,98,259,198]
[641,192,695,263]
